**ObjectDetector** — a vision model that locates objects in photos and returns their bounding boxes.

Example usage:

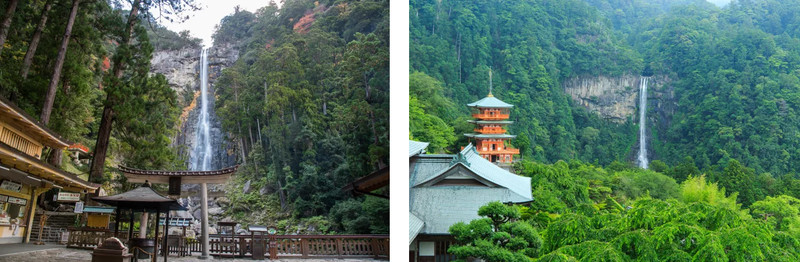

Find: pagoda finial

[488,67,494,97]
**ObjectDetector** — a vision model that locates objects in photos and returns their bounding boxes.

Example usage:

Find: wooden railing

[269,235,389,259]
[67,229,389,259]
[66,228,132,249]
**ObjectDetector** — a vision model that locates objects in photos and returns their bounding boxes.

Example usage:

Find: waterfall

[190,49,213,171]
[637,76,649,169]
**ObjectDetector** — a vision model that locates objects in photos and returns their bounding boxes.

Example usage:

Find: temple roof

[409,142,532,236]
[0,96,71,149]
[92,183,186,212]
[463,133,517,139]
[0,141,98,192]
[467,95,513,108]
[409,140,429,157]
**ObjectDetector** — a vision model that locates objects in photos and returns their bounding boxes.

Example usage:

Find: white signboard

[74,201,84,214]
[0,180,22,192]
[57,192,81,202]
[6,197,26,205]
[0,195,8,202]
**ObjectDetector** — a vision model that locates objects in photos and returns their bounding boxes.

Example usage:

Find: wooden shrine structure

[118,165,238,259]
[92,182,187,262]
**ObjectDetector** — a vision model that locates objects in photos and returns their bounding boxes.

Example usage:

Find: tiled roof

[409,212,424,245]
[467,120,514,124]
[467,96,513,108]
[409,140,430,157]
[408,142,533,236]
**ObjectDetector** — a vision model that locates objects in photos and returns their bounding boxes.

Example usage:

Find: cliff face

[150,44,239,171]
[149,43,241,234]
[563,74,674,124]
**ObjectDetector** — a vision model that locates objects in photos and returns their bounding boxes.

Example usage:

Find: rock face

[563,74,673,123]
[150,43,240,236]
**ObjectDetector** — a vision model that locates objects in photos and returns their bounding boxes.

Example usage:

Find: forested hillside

[212,0,389,234]
[411,0,800,177]
[0,0,197,182]
[411,1,800,260]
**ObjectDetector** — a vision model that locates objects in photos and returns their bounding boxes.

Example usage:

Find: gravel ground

[0,247,385,262]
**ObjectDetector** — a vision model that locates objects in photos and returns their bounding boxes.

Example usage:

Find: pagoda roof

[467,95,513,108]
[0,96,71,149]
[119,165,238,184]
[92,183,186,212]
[463,133,517,139]
[467,120,514,124]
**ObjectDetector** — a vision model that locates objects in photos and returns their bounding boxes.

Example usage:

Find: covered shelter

[93,182,186,262]
[0,96,99,244]
[118,165,238,259]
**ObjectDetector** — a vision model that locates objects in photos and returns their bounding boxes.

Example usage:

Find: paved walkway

[0,244,384,261]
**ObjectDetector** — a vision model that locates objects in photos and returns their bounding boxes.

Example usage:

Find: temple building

[409,140,532,261]
[463,73,520,163]
[0,97,98,244]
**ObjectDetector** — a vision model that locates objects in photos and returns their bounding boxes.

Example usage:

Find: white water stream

[191,49,213,171]
[637,76,649,169]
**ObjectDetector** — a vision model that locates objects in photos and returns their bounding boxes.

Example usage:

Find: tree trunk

[40,0,80,125]
[21,0,53,79]
[89,0,140,182]
[0,0,19,55]
[89,106,113,182]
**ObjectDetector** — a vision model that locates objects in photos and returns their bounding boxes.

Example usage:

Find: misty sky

[157,0,274,47]
[706,0,733,7]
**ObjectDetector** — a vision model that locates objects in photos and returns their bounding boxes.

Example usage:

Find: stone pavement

[0,244,384,262]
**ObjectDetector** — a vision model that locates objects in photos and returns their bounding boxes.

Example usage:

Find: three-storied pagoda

[464,70,519,163]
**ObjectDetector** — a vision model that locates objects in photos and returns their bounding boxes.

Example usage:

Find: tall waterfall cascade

[190,49,213,171]
[637,76,649,169]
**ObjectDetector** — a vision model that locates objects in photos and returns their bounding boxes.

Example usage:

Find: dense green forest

[411,0,800,260]
[212,0,389,234]
[0,0,388,234]
[0,0,197,180]
[411,0,800,176]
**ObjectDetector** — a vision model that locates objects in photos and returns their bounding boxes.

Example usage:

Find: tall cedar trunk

[41,0,80,125]
[21,0,53,79]
[0,0,19,55]
[89,0,140,182]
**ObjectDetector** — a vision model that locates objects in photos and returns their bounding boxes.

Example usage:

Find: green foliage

[214,0,388,233]
[453,162,800,261]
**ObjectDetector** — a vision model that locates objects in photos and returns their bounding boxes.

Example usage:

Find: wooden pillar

[23,187,47,243]
[153,211,159,262]
[114,207,120,238]
[200,183,209,259]
[128,211,134,240]
[163,210,169,262]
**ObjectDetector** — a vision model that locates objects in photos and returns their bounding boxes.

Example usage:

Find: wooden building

[408,140,532,261]
[0,97,98,244]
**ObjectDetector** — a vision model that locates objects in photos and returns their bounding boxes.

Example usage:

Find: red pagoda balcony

[477,148,520,155]
[472,113,510,120]
[474,127,507,134]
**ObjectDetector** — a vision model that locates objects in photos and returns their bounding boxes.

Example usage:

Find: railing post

[336,238,343,259]
[269,235,277,260]
[371,238,380,258]
[301,237,309,258]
